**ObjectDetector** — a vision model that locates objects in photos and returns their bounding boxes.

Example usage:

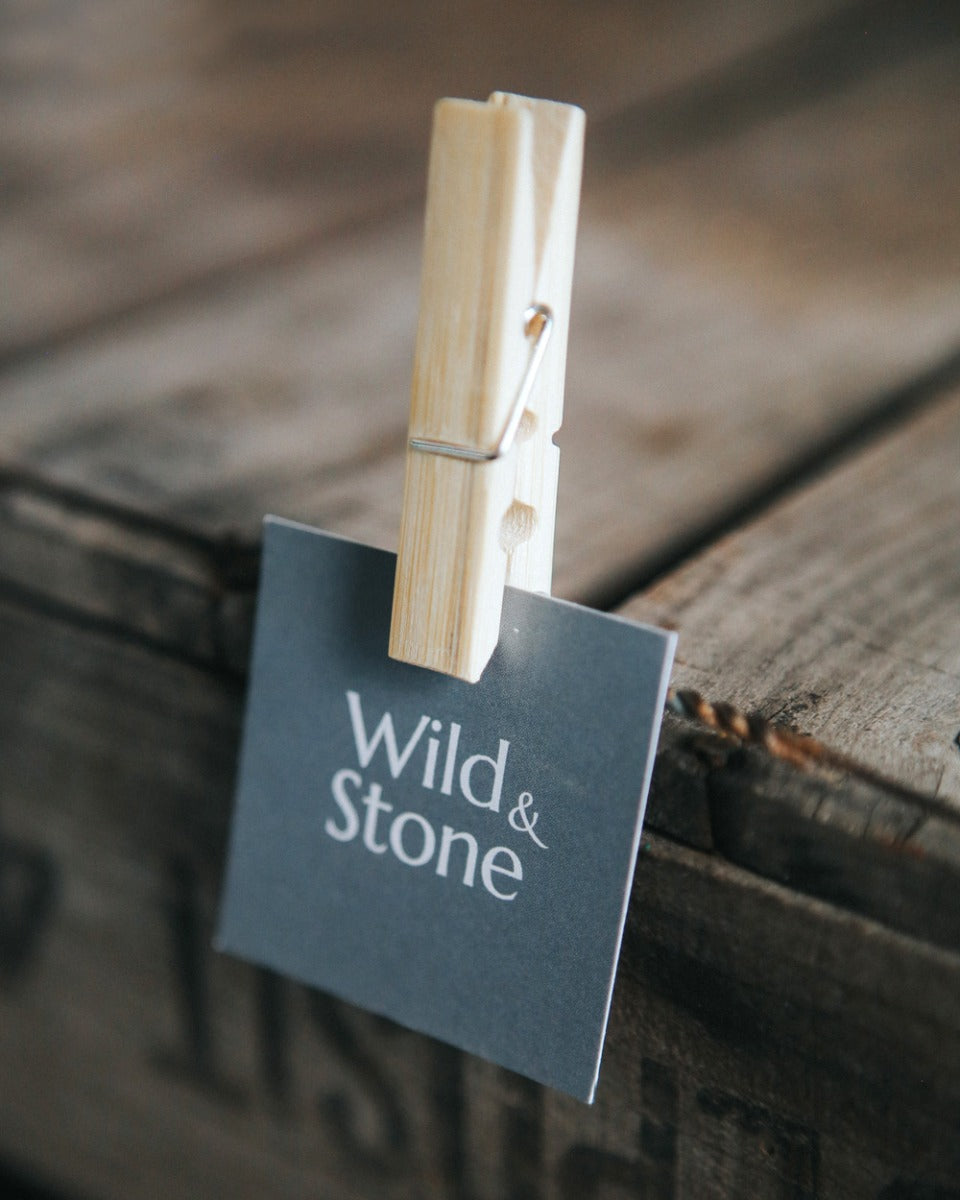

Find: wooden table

[2,1,959,1196]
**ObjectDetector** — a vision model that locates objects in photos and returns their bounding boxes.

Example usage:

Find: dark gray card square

[217,517,676,1102]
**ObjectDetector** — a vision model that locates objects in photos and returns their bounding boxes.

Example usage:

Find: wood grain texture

[390,97,537,680]
[3,3,960,1195]
[646,711,960,956]
[560,35,960,602]
[390,96,583,680]
[1,597,958,1198]
[2,37,958,662]
[622,387,960,807]
[0,0,843,362]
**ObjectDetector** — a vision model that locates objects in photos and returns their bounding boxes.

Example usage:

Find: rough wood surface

[3,2,960,1196]
[0,0,844,363]
[645,711,960,957]
[1,598,958,1199]
[621,386,960,808]
[2,34,959,659]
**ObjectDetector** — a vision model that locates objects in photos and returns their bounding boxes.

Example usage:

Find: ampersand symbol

[508,792,548,850]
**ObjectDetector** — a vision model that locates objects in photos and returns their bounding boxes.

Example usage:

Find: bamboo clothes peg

[218,94,677,1111]
[389,93,585,682]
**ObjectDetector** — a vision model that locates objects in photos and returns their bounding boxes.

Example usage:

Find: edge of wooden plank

[647,710,960,956]
[2,596,960,1196]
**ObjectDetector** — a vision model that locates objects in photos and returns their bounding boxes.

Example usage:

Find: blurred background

[4,0,958,605]
[1,1,959,1197]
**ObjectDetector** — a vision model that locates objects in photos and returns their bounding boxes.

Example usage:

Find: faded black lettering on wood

[255,968,292,1111]
[0,819,59,985]
[696,1088,820,1199]
[558,1059,678,1200]
[308,991,411,1174]
[154,855,245,1104]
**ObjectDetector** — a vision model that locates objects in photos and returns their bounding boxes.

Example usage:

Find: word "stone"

[325,769,523,901]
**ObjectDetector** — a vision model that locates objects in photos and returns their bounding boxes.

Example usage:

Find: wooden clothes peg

[389,92,585,682]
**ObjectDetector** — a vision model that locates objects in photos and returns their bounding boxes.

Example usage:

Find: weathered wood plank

[0,0,845,361]
[1,596,959,1198]
[623,833,960,1198]
[2,40,959,666]
[562,33,960,600]
[645,710,960,956]
[622,386,960,809]
[3,6,960,1194]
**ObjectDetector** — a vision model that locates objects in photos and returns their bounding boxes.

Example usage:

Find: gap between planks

[586,337,960,613]
[0,335,957,696]
[621,385,960,807]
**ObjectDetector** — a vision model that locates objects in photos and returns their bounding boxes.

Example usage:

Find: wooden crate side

[1,598,959,1198]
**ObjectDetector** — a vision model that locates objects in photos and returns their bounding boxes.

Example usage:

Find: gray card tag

[217,517,676,1102]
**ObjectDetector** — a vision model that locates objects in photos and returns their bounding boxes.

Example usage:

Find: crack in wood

[646,712,960,955]
[667,687,955,816]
